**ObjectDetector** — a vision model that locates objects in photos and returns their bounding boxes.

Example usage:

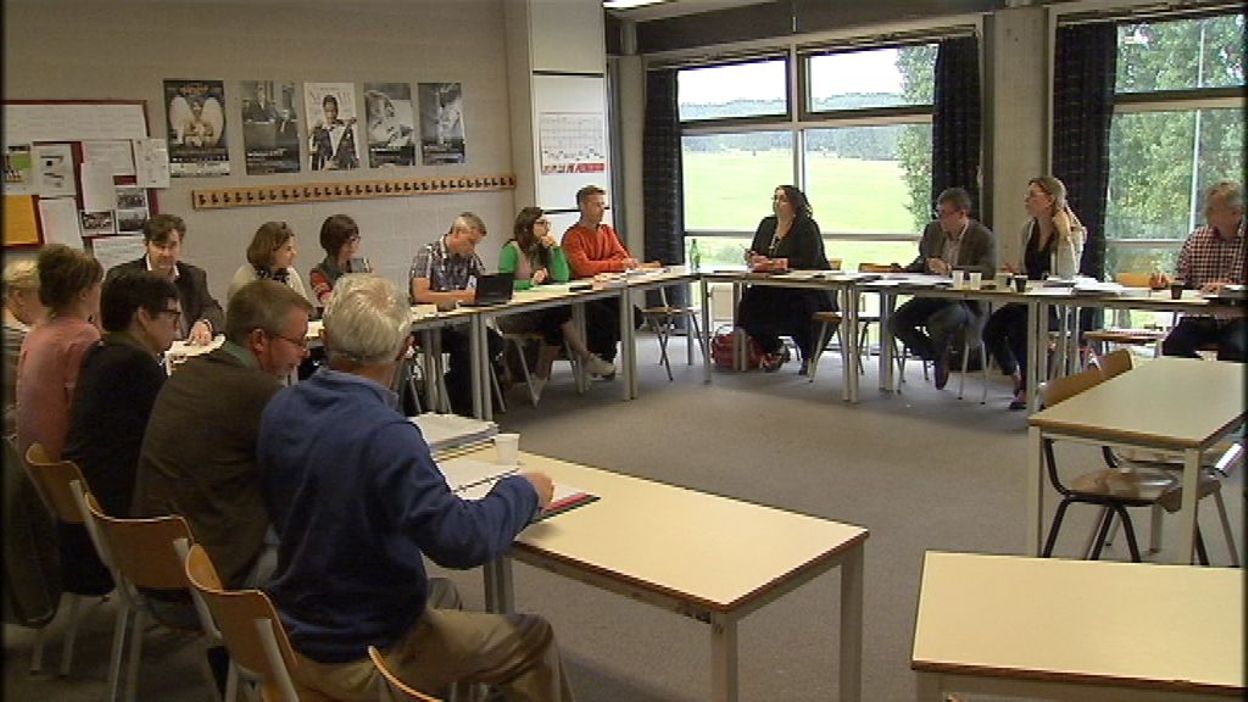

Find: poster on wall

[4,144,35,195]
[33,143,76,197]
[364,82,416,167]
[304,82,361,171]
[538,112,606,174]
[417,82,466,165]
[241,80,300,175]
[164,79,229,177]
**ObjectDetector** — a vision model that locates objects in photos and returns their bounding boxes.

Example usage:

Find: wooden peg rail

[191,173,516,210]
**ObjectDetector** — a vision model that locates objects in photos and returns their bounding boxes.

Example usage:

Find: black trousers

[583,298,641,362]
[497,306,572,347]
[1162,316,1247,362]
[441,327,504,416]
[737,286,835,359]
[982,303,1060,383]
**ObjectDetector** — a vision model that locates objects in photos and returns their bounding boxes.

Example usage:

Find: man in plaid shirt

[1160,181,1246,361]
[409,212,504,415]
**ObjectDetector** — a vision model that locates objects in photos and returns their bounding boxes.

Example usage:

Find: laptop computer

[460,272,515,307]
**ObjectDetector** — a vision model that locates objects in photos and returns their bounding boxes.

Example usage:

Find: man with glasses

[888,187,997,389]
[107,213,224,346]
[133,280,313,609]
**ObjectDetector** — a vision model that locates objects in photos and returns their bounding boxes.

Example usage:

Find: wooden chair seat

[1068,468,1177,503]
[1084,328,1167,346]
[811,311,842,324]
[369,645,441,701]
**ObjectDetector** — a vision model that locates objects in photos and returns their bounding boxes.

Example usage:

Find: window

[677,58,788,122]
[682,132,793,231]
[1104,13,1246,278]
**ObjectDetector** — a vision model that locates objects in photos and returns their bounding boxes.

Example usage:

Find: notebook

[460,272,514,307]
[438,457,598,521]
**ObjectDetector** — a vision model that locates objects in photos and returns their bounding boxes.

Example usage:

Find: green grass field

[682,149,920,271]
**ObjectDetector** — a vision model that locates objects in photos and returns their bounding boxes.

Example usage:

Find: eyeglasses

[161,308,182,319]
[267,330,310,350]
[534,218,551,226]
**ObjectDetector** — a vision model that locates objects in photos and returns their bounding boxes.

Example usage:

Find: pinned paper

[80,161,117,212]
[37,197,82,247]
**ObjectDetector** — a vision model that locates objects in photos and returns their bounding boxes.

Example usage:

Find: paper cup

[829,258,843,271]
[968,271,983,289]
[951,269,965,289]
[493,433,520,465]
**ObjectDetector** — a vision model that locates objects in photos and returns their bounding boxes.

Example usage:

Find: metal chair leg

[1195,527,1210,566]
[1042,499,1074,557]
[807,321,832,383]
[1089,506,1116,560]
[1213,488,1240,566]
[1082,507,1112,559]
[489,364,506,414]
[30,625,46,674]
[106,602,130,702]
[57,593,83,676]
[1112,506,1143,562]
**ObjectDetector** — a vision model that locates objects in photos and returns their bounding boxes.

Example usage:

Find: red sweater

[563,223,630,278]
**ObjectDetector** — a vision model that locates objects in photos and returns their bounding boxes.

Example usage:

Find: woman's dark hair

[319,214,359,259]
[512,206,550,270]
[322,94,339,111]
[99,271,179,333]
[36,244,103,313]
[247,221,295,269]
[777,185,813,219]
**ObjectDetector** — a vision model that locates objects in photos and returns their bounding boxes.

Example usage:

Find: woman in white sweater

[228,221,309,302]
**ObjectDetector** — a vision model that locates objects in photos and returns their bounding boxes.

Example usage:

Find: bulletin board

[3,100,161,253]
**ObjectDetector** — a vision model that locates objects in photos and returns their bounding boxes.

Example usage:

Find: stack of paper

[410,413,498,454]
[439,457,597,521]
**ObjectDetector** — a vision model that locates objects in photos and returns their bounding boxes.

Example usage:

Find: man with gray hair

[888,187,997,389]
[1159,180,1246,361]
[259,274,570,701]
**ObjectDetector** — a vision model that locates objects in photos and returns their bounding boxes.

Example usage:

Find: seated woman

[228,221,308,302]
[982,175,1085,410]
[737,185,836,372]
[497,206,615,397]
[4,260,45,441]
[309,214,369,308]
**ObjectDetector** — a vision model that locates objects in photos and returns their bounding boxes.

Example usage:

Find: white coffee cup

[493,433,520,465]
[951,269,965,289]
[968,271,983,289]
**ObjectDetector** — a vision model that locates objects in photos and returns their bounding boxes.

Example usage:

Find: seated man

[1159,181,1246,362]
[408,212,503,416]
[132,280,312,599]
[107,213,224,346]
[888,187,997,389]
[258,273,571,701]
[562,184,659,374]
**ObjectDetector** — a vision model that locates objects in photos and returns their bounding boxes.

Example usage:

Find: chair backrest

[82,492,192,591]
[23,443,88,524]
[1098,348,1134,379]
[1115,272,1152,287]
[368,646,439,702]
[184,544,302,702]
[1039,366,1105,408]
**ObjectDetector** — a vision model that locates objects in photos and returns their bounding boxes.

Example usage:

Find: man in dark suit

[106,213,224,345]
[888,187,998,389]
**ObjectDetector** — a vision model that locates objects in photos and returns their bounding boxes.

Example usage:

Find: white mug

[493,433,520,465]
[951,269,966,289]
[968,271,983,289]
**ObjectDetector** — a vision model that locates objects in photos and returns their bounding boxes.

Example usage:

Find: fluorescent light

[604,0,668,9]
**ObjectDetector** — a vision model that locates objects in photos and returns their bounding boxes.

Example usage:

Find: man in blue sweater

[258,273,571,701]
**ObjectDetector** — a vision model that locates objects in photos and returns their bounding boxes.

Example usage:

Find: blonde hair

[1030,175,1085,234]
[3,259,39,300]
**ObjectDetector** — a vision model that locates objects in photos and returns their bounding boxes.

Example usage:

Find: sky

[678,49,903,105]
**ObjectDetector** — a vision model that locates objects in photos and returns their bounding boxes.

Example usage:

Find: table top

[1028,357,1245,450]
[912,551,1245,694]
[460,447,868,613]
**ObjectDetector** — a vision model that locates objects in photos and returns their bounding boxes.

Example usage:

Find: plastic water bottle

[689,238,701,272]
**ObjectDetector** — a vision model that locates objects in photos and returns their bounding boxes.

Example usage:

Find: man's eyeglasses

[267,330,310,350]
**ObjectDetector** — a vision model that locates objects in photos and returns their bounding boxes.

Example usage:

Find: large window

[676,41,944,272]
[1104,12,1246,277]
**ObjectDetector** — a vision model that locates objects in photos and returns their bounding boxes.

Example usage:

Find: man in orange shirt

[562,185,659,372]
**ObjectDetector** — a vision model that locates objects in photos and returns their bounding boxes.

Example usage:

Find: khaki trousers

[293,579,573,702]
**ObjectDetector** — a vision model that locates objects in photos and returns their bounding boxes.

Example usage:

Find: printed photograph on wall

[364,82,416,167]
[116,208,149,235]
[304,82,361,171]
[165,79,229,176]
[418,82,466,165]
[80,210,116,237]
[241,80,300,174]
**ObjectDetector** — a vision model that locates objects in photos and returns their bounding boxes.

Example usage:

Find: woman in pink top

[16,244,104,460]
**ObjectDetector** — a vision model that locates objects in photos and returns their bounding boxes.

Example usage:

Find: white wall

[4,0,516,301]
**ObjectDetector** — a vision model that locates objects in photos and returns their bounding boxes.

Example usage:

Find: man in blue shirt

[258,273,571,701]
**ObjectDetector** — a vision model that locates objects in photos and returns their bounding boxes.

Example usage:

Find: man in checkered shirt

[1160,181,1246,361]
[409,212,504,415]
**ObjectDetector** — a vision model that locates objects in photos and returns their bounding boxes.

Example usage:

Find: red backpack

[710,326,762,370]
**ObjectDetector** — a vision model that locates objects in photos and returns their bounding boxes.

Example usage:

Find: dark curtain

[1053,23,1116,280]
[642,68,686,307]
[931,35,982,218]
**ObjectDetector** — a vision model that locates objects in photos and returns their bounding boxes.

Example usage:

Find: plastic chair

[368,645,442,702]
[21,443,114,678]
[82,492,221,702]
[806,310,850,382]
[184,544,336,702]
[1084,272,1170,361]
[500,332,585,406]
[955,318,990,404]
[641,287,704,382]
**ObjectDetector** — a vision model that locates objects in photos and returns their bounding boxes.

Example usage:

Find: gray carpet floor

[5,333,1243,701]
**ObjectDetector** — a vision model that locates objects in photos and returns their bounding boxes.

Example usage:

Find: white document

[33,143,75,197]
[132,138,170,188]
[438,458,518,496]
[79,161,116,212]
[36,197,83,247]
[90,234,147,271]
[82,140,136,176]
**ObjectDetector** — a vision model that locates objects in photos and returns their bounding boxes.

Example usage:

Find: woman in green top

[498,207,614,396]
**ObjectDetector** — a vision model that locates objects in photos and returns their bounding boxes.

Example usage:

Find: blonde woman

[984,176,1085,409]
[3,260,45,439]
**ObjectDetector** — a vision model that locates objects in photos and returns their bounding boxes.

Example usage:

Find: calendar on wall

[538,111,606,175]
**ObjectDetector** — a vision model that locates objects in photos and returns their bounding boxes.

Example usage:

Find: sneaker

[584,354,616,378]
[933,352,950,389]
[760,352,784,372]
[1008,389,1027,411]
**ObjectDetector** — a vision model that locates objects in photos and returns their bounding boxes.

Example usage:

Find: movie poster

[304,82,361,171]
[241,80,300,174]
[164,79,229,177]
[418,82,466,165]
[364,82,416,167]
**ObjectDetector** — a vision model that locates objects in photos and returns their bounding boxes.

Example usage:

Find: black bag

[3,439,61,628]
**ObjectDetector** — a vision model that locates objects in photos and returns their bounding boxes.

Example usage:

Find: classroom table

[912,551,1245,700]
[462,447,869,702]
[617,266,701,399]
[1025,357,1245,564]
